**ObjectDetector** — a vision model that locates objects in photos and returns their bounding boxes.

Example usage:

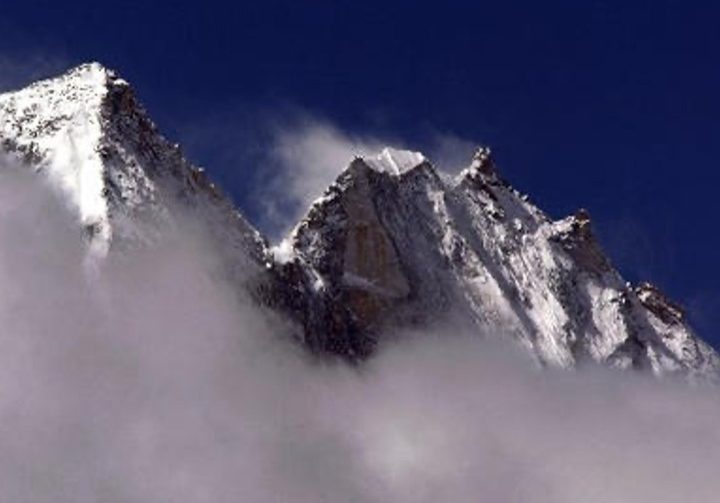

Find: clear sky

[1,1,719,345]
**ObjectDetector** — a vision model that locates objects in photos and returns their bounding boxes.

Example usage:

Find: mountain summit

[1,63,718,379]
[0,62,266,263]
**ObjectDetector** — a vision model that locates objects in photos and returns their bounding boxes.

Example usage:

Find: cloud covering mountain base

[0,165,719,502]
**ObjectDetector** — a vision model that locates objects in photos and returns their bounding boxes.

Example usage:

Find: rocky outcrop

[635,282,685,325]
[274,145,720,379]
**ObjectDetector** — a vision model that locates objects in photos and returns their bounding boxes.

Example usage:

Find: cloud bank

[1,161,719,502]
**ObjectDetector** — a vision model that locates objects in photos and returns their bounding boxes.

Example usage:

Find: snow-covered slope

[1,63,718,379]
[0,62,268,268]
[280,147,720,379]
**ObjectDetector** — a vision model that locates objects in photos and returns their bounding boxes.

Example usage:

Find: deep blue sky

[2,1,720,344]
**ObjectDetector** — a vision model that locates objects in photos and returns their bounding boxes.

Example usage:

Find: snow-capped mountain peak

[0,62,118,255]
[278,145,720,378]
[0,63,267,265]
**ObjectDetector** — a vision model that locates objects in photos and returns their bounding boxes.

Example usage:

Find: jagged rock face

[283,148,720,379]
[2,64,719,380]
[340,162,411,323]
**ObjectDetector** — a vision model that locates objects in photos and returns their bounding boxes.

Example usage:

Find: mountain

[1,63,718,380]
[0,62,268,271]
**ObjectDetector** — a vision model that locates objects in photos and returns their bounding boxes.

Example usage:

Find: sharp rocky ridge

[1,62,717,380]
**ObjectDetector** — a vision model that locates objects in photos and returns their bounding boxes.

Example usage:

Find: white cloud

[1,157,720,502]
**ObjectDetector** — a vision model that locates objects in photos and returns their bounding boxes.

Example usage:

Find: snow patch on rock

[364,147,427,175]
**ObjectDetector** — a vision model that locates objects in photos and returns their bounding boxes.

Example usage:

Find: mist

[1,163,719,503]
